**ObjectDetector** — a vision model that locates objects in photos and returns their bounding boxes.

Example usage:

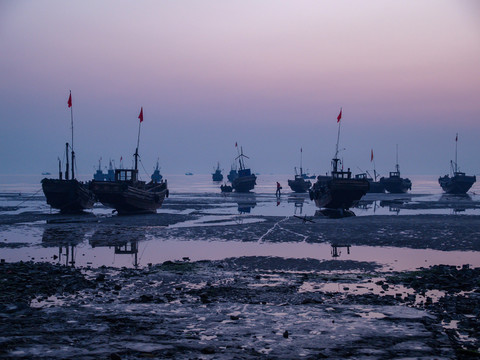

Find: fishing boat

[151,159,163,183]
[355,149,385,193]
[288,148,311,193]
[212,162,223,181]
[438,134,476,194]
[90,108,168,215]
[309,108,369,209]
[41,91,96,213]
[231,145,257,192]
[380,145,411,193]
[227,163,238,182]
[93,158,107,181]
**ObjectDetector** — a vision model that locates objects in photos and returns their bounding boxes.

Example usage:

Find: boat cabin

[115,169,138,182]
[238,169,252,177]
[332,169,352,179]
[389,171,400,178]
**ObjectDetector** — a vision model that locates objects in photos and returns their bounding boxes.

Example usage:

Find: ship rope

[14,188,43,208]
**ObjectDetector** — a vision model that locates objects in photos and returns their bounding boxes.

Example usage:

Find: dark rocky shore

[0,260,478,359]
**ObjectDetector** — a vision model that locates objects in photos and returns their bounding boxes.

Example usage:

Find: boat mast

[395,144,400,174]
[300,147,303,175]
[332,108,342,173]
[454,133,458,173]
[134,107,143,180]
[69,90,75,179]
[65,142,69,180]
[235,146,249,171]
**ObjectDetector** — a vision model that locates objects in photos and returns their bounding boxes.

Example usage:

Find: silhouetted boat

[309,108,369,209]
[212,162,223,181]
[231,145,256,192]
[354,173,385,193]
[380,145,411,193]
[438,134,476,194]
[42,91,96,213]
[227,163,238,182]
[93,158,107,181]
[220,184,233,193]
[90,108,168,215]
[185,172,193,176]
[151,159,163,183]
[288,148,311,193]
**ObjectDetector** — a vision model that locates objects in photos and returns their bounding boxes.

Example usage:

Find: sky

[1,0,479,178]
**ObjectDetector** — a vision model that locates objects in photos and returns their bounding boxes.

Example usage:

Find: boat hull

[232,174,257,193]
[41,178,96,213]
[90,181,168,215]
[212,171,223,182]
[309,177,369,209]
[288,178,312,193]
[439,174,476,194]
[367,180,385,193]
[379,176,412,194]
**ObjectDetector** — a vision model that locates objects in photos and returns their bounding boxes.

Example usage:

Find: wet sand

[0,191,479,358]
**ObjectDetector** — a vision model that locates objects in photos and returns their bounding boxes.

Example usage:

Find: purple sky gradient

[1,1,479,177]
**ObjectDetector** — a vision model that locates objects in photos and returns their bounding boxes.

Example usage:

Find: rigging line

[15,188,43,207]
[138,158,150,181]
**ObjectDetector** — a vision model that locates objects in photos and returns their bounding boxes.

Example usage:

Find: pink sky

[1,1,479,175]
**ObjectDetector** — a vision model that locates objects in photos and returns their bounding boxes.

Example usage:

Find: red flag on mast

[371,149,374,162]
[337,108,342,123]
[138,107,143,123]
[235,142,238,147]
[68,93,72,108]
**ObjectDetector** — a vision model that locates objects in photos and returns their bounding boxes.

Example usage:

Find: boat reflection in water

[315,208,356,218]
[42,225,87,266]
[90,229,143,267]
[235,194,257,214]
[331,243,351,258]
[288,195,305,215]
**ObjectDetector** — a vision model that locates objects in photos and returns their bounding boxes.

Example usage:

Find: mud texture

[0,260,479,359]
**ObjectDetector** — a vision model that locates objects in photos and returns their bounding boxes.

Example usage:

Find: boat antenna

[68,90,75,179]
[134,107,143,175]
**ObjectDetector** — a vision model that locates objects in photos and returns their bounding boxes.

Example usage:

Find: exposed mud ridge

[0,260,479,359]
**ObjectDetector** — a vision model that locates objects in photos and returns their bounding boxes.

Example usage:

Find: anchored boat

[309,108,369,209]
[288,148,311,193]
[438,134,476,194]
[231,144,256,192]
[212,162,223,182]
[380,145,411,193]
[90,108,168,214]
[41,91,96,213]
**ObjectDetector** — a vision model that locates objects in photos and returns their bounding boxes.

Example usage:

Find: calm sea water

[0,173,479,270]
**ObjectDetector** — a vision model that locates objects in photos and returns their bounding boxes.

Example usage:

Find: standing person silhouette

[276,182,282,197]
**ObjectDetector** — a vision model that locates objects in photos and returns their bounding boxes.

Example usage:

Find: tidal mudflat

[0,186,479,359]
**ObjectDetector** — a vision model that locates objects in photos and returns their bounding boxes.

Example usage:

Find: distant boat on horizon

[185,172,193,176]
[212,162,223,182]
[438,133,476,194]
[41,91,96,213]
[379,145,411,194]
[151,159,163,183]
